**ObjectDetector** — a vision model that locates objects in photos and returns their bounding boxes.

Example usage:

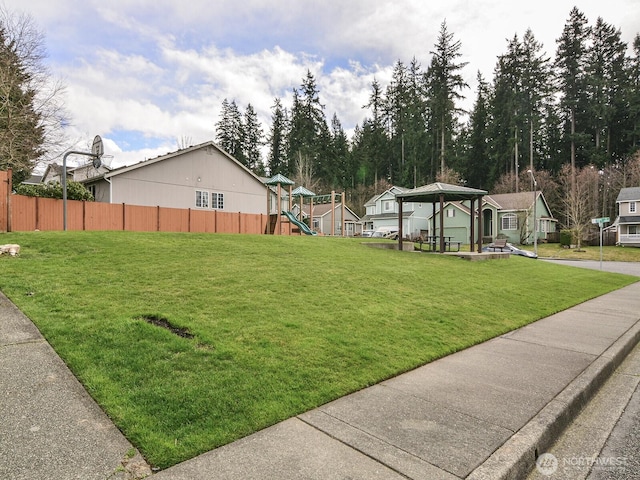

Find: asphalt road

[540,259,640,277]
[587,381,640,480]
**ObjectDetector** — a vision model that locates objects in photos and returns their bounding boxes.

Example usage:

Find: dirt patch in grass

[139,315,194,339]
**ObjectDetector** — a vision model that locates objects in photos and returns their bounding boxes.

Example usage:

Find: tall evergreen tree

[327,113,350,189]
[215,98,244,161]
[266,97,288,176]
[627,34,640,154]
[555,7,591,187]
[243,103,264,175]
[463,72,491,188]
[383,60,409,184]
[584,18,627,166]
[287,70,329,183]
[359,79,391,186]
[425,20,469,176]
[488,34,523,188]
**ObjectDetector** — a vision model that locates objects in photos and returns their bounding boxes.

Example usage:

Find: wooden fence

[1,170,291,235]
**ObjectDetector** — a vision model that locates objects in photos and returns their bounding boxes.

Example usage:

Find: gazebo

[395,182,488,253]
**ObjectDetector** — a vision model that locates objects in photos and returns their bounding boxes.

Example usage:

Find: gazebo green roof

[265,173,295,186]
[395,182,487,203]
[292,186,315,197]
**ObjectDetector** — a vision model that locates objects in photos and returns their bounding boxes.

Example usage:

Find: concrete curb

[467,318,640,480]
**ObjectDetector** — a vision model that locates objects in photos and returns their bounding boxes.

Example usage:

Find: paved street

[540,259,640,277]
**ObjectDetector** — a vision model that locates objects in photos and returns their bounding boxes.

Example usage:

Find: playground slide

[282,211,317,235]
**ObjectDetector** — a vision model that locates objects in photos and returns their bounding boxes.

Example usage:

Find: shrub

[14,181,94,201]
[560,229,573,246]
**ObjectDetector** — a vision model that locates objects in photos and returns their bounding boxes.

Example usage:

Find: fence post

[0,169,9,232]
[35,196,40,231]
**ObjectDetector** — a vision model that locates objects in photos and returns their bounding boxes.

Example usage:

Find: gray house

[615,187,640,247]
[82,141,270,215]
[361,186,432,239]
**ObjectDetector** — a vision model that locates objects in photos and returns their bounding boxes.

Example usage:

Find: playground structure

[265,174,349,236]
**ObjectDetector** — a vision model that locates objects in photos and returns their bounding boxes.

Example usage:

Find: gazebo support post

[439,193,445,253]
[266,185,270,234]
[470,197,475,252]
[398,200,403,250]
[477,195,483,253]
[432,201,436,251]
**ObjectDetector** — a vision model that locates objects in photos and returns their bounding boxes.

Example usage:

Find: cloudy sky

[3,0,639,170]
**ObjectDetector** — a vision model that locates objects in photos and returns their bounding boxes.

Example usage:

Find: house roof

[22,174,43,185]
[618,216,640,224]
[487,191,536,211]
[302,202,361,221]
[616,187,640,202]
[360,211,413,222]
[103,141,265,187]
[364,186,408,206]
[396,182,487,203]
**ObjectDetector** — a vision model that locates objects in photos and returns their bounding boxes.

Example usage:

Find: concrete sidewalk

[2,281,640,479]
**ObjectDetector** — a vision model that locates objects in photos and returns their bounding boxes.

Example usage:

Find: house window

[630,202,637,213]
[87,184,96,198]
[212,192,224,209]
[195,190,209,208]
[630,225,638,235]
[501,213,517,230]
[384,200,393,212]
[447,208,455,218]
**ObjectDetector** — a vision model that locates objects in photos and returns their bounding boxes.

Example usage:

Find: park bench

[492,238,508,251]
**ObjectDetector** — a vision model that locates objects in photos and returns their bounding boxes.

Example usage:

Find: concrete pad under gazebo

[395,182,488,253]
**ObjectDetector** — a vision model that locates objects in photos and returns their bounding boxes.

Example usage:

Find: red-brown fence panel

[11,195,36,231]
[159,207,189,232]
[35,198,64,231]
[125,205,158,231]
[215,211,239,233]
[240,213,264,234]
[188,209,210,233]
[84,202,124,230]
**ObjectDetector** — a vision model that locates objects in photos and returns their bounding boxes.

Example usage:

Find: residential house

[486,191,557,244]
[40,161,110,188]
[81,141,271,214]
[615,187,640,247]
[361,186,432,239]
[428,191,557,245]
[298,202,361,236]
[41,163,70,184]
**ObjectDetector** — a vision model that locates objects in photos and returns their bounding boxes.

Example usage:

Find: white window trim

[195,190,209,208]
[501,213,517,231]
[212,192,224,210]
[630,201,637,214]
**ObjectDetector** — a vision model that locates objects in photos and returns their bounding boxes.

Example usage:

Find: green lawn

[528,242,640,261]
[0,231,637,469]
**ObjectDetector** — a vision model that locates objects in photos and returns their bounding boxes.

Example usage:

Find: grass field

[527,242,640,261]
[0,231,637,469]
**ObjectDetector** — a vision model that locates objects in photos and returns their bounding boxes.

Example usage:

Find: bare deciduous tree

[0,6,68,183]
[559,165,598,250]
